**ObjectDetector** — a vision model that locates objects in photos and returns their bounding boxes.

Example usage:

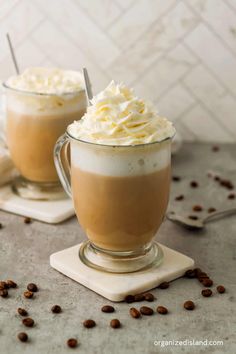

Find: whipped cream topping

[68,81,175,145]
[6,67,84,95]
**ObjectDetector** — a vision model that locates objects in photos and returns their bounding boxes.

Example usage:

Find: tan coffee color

[71,165,171,251]
[7,109,85,182]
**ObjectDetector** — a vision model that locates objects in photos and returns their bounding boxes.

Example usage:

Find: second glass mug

[54,131,173,273]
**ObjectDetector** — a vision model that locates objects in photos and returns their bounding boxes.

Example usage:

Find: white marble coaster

[0,184,75,223]
[50,243,194,302]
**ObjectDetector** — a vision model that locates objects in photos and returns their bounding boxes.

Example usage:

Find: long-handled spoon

[6,33,20,75]
[83,67,93,105]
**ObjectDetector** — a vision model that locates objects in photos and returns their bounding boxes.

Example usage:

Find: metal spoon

[166,207,236,230]
[83,67,93,105]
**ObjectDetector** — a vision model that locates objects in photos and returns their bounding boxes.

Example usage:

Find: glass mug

[3,83,87,200]
[54,131,173,273]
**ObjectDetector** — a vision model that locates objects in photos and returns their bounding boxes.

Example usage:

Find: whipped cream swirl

[68,81,175,145]
[6,67,84,95]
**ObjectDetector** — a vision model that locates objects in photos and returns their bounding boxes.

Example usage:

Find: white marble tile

[184,23,236,96]
[190,0,236,55]
[115,0,135,10]
[109,0,176,49]
[16,39,45,71]
[76,0,122,29]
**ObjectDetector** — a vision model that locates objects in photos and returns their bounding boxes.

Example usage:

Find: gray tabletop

[0,143,235,354]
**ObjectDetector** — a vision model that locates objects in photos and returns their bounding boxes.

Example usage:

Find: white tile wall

[0,0,236,142]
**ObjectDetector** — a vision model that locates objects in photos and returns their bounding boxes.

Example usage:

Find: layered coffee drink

[67,82,175,253]
[4,67,86,199]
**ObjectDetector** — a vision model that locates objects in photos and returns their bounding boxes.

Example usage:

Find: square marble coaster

[50,243,194,302]
[0,184,75,224]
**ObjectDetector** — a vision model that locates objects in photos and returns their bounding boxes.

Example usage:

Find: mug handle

[54,133,72,198]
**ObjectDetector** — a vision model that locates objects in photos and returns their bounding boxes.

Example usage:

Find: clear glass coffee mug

[3,83,87,200]
[54,131,173,273]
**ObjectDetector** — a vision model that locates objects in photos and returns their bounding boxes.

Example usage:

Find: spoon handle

[204,207,236,223]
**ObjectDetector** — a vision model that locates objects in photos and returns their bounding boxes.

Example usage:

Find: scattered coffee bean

[6,280,17,288]
[22,318,34,327]
[184,300,195,310]
[129,307,141,319]
[0,289,8,298]
[217,285,225,294]
[214,175,220,181]
[0,281,9,289]
[158,282,169,289]
[27,283,38,292]
[140,306,153,316]
[202,289,212,297]
[24,291,34,299]
[212,145,219,152]
[67,338,78,348]
[144,293,155,302]
[18,308,28,317]
[17,332,28,342]
[228,193,235,200]
[208,207,216,213]
[202,279,213,287]
[197,272,208,280]
[190,181,198,188]
[184,269,196,278]
[134,294,145,302]
[193,268,202,277]
[0,223,2,229]
[157,306,168,315]
[83,319,96,328]
[51,305,62,314]
[188,215,198,220]
[192,205,203,212]
[172,176,181,182]
[124,294,135,303]
[175,194,184,201]
[220,179,234,190]
[101,305,115,313]
[24,217,31,224]
[110,319,121,328]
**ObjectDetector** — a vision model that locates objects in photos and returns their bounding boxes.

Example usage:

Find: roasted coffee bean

[51,305,62,314]
[83,319,96,328]
[0,223,2,229]
[188,215,198,220]
[124,294,135,303]
[158,282,169,289]
[24,291,34,299]
[190,181,198,188]
[144,293,155,302]
[134,294,145,302]
[24,217,31,224]
[217,285,225,294]
[18,308,28,317]
[17,332,28,342]
[140,306,154,316]
[192,205,203,212]
[220,179,234,190]
[202,279,213,287]
[184,300,195,310]
[193,268,202,277]
[0,289,8,297]
[197,272,208,281]
[27,283,38,292]
[110,319,121,328]
[67,338,78,348]
[214,176,220,181]
[0,281,9,289]
[228,193,235,199]
[175,194,184,201]
[212,145,219,152]
[6,280,17,288]
[129,307,141,319]
[101,305,115,313]
[202,289,212,297]
[172,176,181,182]
[208,207,216,213]
[157,306,168,315]
[184,269,196,278]
[22,318,34,327]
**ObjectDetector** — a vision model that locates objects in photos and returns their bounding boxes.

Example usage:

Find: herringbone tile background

[0,0,236,142]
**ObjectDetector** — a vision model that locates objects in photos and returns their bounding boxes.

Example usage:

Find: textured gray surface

[0,143,235,354]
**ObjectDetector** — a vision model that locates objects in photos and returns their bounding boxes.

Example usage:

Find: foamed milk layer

[68,81,175,146]
[71,141,171,177]
[5,67,86,115]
